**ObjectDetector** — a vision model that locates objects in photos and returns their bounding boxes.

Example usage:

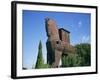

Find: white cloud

[74,21,82,31]
[81,35,90,43]
[78,21,82,28]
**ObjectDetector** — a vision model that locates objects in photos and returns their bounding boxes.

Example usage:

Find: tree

[35,41,44,68]
[75,43,91,66]
[61,43,91,67]
[61,53,81,67]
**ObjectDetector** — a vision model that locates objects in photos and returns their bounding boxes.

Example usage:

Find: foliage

[35,42,90,68]
[61,43,91,67]
[75,43,91,66]
[42,64,50,68]
[35,41,44,68]
[61,54,81,67]
[35,41,50,69]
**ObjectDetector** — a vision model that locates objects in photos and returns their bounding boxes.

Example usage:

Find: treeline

[33,41,91,69]
[61,43,91,67]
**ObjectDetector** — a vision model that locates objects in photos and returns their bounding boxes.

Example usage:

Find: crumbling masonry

[45,18,75,68]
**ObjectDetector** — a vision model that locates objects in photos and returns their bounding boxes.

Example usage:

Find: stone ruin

[45,18,75,68]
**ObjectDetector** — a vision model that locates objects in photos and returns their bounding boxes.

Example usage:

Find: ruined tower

[45,18,75,68]
[59,28,70,44]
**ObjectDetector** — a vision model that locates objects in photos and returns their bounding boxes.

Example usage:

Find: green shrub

[61,43,91,67]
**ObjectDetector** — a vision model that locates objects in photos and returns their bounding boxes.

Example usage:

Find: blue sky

[22,10,91,69]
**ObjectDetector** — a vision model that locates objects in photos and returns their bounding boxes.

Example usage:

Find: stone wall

[45,18,75,68]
